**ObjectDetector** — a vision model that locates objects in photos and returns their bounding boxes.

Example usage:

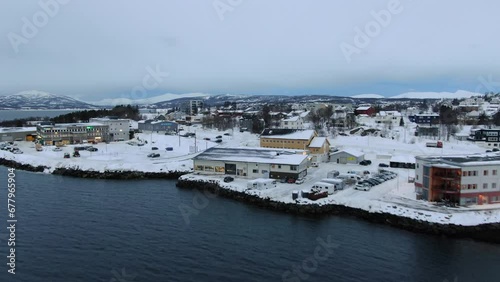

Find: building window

[278,165,281,169]
[472,171,477,176]
[195,165,203,171]
[483,183,488,189]
[493,170,497,176]
[472,184,477,189]
[290,165,298,171]
[493,183,497,189]
[252,169,259,173]
[467,184,472,190]
[484,170,488,176]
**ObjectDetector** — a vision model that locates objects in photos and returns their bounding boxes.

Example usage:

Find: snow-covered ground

[0,126,259,173]
[2,123,499,226]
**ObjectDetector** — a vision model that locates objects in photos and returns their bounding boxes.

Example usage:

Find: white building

[193,147,309,180]
[89,118,130,141]
[280,116,305,129]
[374,111,402,126]
[415,154,500,205]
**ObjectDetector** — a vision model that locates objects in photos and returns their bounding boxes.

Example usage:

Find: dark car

[147,153,160,158]
[378,163,389,167]
[214,139,223,143]
[287,178,296,184]
[166,147,173,151]
[215,135,222,139]
[223,176,234,183]
[493,148,499,152]
[72,151,80,157]
[280,178,288,183]
[151,147,159,150]
[203,138,210,141]
[224,133,231,136]
[359,160,371,166]
[86,147,98,152]
[64,153,70,158]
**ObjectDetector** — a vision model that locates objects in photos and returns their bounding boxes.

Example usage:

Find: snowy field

[2,123,499,226]
[0,126,259,173]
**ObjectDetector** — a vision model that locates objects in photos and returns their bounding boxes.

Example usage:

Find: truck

[319,178,345,190]
[35,143,43,151]
[311,182,336,195]
[327,170,340,179]
[426,141,443,148]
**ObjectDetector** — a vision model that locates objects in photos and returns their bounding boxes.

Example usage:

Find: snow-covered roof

[390,155,416,163]
[417,154,500,166]
[308,137,328,148]
[261,129,316,140]
[356,106,371,111]
[282,116,300,122]
[299,111,310,118]
[0,127,37,133]
[331,149,364,157]
[194,147,308,165]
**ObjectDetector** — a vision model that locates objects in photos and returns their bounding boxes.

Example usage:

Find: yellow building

[260,129,316,150]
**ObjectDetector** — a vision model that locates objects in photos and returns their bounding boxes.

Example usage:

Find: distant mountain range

[388,90,483,99]
[0,90,96,110]
[90,92,210,106]
[0,89,486,110]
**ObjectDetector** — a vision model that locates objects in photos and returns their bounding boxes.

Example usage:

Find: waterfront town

[1,94,500,227]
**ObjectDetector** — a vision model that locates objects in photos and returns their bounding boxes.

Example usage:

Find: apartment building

[36,122,109,145]
[467,128,500,148]
[89,117,130,141]
[415,154,500,205]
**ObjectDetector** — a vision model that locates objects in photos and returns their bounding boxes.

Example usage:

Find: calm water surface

[0,167,499,282]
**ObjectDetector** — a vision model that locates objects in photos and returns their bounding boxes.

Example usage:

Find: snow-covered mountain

[90,92,210,106]
[389,90,483,99]
[0,90,97,109]
[351,94,385,99]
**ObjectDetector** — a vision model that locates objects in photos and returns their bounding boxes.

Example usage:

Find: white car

[355,184,370,191]
[53,147,62,152]
[295,178,305,184]
[12,149,23,154]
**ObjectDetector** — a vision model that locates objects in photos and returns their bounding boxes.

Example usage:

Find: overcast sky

[1,0,499,101]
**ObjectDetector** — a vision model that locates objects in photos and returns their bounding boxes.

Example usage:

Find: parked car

[223,176,234,183]
[359,160,372,166]
[295,178,305,184]
[287,178,296,184]
[12,149,23,154]
[86,147,98,152]
[137,143,145,146]
[280,178,288,183]
[166,147,173,151]
[214,139,223,143]
[53,147,62,152]
[64,153,70,158]
[223,133,231,136]
[355,183,371,191]
[147,153,160,158]
[378,163,389,167]
[72,151,80,157]
[203,138,210,141]
[151,147,159,150]
[215,135,222,139]
[311,162,319,167]
[493,148,499,152]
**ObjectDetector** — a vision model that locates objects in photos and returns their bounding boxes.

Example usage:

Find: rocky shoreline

[4,157,500,243]
[177,178,500,244]
[0,157,188,179]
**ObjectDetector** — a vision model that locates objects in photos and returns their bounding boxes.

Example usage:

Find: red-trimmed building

[415,154,500,206]
[354,105,376,116]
